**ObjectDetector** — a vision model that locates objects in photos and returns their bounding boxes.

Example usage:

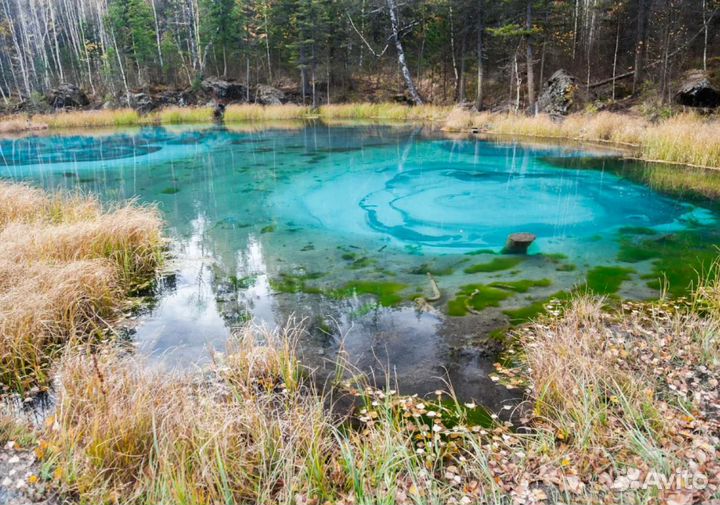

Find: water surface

[2,123,716,407]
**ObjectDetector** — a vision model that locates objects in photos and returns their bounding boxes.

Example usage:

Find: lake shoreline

[1,123,719,503]
[2,104,719,170]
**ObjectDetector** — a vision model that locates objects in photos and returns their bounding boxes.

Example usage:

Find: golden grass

[642,113,720,167]
[0,183,163,391]
[30,109,142,128]
[149,106,215,125]
[41,291,720,504]
[0,118,48,134]
[47,325,335,504]
[508,294,719,482]
[318,103,451,121]
[445,109,720,168]
[224,103,310,121]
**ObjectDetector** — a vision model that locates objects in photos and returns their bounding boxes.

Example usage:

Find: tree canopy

[0,0,717,108]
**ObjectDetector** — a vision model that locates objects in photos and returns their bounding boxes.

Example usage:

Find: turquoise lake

[1,123,717,406]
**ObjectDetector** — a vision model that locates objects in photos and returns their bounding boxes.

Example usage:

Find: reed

[0,183,163,391]
[445,109,720,168]
[641,113,720,167]
[0,118,48,134]
[32,109,142,128]
[318,103,451,121]
[150,106,215,124]
[41,285,720,504]
[224,103,310,121]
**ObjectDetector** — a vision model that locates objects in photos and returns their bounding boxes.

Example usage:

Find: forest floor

[0,444,58,505]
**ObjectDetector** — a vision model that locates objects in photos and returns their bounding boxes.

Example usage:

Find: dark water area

[1,123,718,409]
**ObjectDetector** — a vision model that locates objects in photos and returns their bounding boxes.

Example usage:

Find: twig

[347,13,389,58]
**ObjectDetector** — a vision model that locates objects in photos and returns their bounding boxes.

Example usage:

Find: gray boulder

[675,70,720,108]
[201,78,247,102]
[47,84,89,109]
[254,84,286,105]
[537,69,588,116]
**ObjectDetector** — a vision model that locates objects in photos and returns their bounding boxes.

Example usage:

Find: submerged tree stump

[504,233,536,254]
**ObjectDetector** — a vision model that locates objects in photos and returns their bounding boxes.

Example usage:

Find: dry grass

[46,325,336,504]
[38,288,720,504]
[224,103,310,121]
[31,109,142,128]
[148,106,215,124]
[642,113,720,167]
[0,183,163,391]
[318,103,451,121]
[503,294,720,501]
[445,109,720,168]
[0,118,48,134]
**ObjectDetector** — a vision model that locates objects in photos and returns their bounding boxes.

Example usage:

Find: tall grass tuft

[0,183,163,391]
[47,325,336,504]
[445,109,720,168]
[150,106,215,125]
[641,113,720,167]
[319,103,451,121]
[41,287,720,504]
[224,103,310,121]
[32,109,142,128]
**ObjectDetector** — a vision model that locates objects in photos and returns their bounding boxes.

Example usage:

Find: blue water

[1,123,715,404]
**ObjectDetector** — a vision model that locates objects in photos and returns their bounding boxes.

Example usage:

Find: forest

[0,0,718,110]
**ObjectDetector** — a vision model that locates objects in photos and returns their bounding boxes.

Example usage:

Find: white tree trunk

[386,0,422,105]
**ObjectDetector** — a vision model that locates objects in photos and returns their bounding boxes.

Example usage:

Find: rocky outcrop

[47,84,89,109]
[537,69,588,116]
[675,70,720,108]
[201,78,248,102]
[118,89,197,113]
[254,84,286,105]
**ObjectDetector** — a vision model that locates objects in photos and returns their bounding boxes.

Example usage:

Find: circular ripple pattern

[286,156,694,250]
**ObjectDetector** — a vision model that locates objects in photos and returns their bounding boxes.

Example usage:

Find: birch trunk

[386,0,422,105]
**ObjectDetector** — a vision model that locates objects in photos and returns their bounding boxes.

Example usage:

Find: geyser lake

[2,123,718,408]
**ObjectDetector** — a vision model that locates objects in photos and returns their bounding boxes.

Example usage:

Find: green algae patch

[465,249,497,256]
[349,257,376,269]
[448,296,472,316]
[270,272,324,294]
[488,279,552,293]
[408,262,458,276]
[333,280,408,306]
[464,257,524,274]
[619,226,658,236]
[586,266,635,295]
[503,291,571,325]
[503,300,547,325]
[448,278,553,316]
[447,285,510,316]
[541,253,568,261]
[229,275,256,290]
[437,399,494,429]
[617,228,720,296]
